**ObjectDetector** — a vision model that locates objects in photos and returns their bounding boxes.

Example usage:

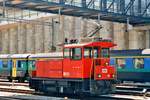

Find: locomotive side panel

[83,58,93,78]
[36,59,63,78]
[63,59,83,78]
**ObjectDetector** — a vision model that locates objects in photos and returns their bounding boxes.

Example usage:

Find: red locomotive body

[29,38,116,95]
[36,59,63,78]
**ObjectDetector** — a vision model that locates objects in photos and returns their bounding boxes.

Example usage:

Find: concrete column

[100,21,114,40]
[86,19,100,38]
[18,23,27,53]
[26,24,35,53]
[9,28,18,54]
[113,23,127,50]
[75,17,82,39]
[63,16,70,39]
[2,30,10,54]
[146,30,150,48]
[35,23,44,53]
[44,19,52,53]
[0,31,2,54]
[129,30,146,49]
[69,17,76,38]
[81,18,87,37]
[57,15,64,51]
[138,31,146,49]
[53,22,58,51]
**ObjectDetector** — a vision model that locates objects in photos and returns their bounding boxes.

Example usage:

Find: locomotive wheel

[18,78,25,83]
[90,81,112,95]
[8,77,12,82]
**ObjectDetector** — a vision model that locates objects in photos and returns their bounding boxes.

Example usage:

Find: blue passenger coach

[0,54,12,81]
[110,49,150,82]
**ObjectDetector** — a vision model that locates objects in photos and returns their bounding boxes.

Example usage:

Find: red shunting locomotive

[29,38,116,95]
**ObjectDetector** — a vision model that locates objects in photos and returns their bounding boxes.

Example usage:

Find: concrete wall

[113,23,127,50]
[0,15,148,54]
[145,30,150,48]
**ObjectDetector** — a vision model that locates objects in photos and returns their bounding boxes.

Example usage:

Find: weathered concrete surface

[100,21,114,40]
[26,24,35,53]
[44,20,52,53]
[9,28,18,54]
[35,23,44,53]
[129,30,146,49]
[57,15,65,51]
[0,15,149,54]
[113,23,127,50]
[146,30,150,48]
[18,23,27,53]
[2,30,10,54]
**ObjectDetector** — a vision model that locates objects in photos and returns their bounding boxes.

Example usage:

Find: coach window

[71,48,82,60]
[84,47,92,58]
[3,61,7,68]
[32,61,35,67]
[64,48,70,58]
[101,48,109,58]
[17,61,22,68]
[117,58,125,69]
[30,61,35,69]
[134,58,144,69]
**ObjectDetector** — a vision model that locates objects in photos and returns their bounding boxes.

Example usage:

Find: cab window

[94,48,98,58]
[101,48,109,58]
[64,48,70,58]
[71,48,82,60]
[116,58,125,69]
[134,58,144,69]
[84,47,92,58]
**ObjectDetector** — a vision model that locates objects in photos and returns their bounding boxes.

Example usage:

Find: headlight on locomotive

[105,62,109,66]
[112,74,115,78]
[97,74,102,78]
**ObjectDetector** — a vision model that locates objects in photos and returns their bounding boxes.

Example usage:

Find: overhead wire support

[125,0,136,14]
[2,0,5,18]
[142,2,150,16]
[87,0,95,8]
[1,0,150,25]
[107,0,115,11]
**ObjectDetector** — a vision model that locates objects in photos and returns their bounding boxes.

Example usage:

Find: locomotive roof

[64,41,115,48]
[29,52,63,58]
[142,49,150,54]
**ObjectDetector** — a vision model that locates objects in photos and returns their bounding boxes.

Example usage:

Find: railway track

[118,83,150,89]
[0,96,29,100]
[0,87,35,94]
[0,86,147,100]
[0,82,28,87]
[0,81,149,100]
[115,83,150,98]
